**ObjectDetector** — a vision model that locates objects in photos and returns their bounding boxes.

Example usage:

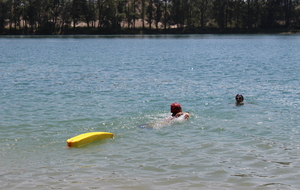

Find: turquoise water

[1,34,300,189]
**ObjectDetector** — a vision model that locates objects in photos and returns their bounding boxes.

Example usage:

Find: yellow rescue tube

[67,132,114,148]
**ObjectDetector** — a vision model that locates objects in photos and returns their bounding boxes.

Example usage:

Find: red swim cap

[170,103,182,113]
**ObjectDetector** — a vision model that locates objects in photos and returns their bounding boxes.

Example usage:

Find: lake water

[1,34,300,190]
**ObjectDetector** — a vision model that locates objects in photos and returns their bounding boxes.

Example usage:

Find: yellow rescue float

[67,132,114,148]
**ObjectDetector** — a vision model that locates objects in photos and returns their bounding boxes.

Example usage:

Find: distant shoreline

[1,27,300,36]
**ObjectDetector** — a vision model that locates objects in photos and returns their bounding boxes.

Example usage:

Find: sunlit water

[1,34,300,190]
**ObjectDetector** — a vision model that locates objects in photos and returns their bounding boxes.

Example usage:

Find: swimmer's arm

[184,112,190,120]
[175,112,190,120]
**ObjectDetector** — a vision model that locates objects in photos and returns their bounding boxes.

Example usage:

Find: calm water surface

[1,34,300,189]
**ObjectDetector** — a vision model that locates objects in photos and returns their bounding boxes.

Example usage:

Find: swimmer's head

[235,94,244,103]
[171,103,182,114]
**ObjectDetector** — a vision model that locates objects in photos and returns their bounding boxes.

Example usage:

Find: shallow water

[1,34,300,189]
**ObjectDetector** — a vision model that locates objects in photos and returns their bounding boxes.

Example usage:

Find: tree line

[1,0,300,35]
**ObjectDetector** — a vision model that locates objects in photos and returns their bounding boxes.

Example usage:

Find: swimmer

[139,102,189,129]
[235,94,244,105]
[169,102,190,120]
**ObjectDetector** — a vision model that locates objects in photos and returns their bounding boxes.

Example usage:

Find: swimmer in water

[169,102,190,120]
[139,102,189,129]
[235,94,244,105]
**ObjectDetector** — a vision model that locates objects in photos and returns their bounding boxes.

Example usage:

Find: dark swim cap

[235,94,244,101]
[171,103,182,113]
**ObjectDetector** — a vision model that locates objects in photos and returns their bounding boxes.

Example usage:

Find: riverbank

[1,26,300,35]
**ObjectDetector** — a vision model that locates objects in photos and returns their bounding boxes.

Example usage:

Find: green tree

[102,0,122,31]
[71,0,81,28]
[59,0,72,34]
[141,0,146,29]
[0,0,9,32]
[154,0,163,29]
[200,0,211,28]
[213,0,226,28]
[146,0,154,29]
[170,0,184,28]
[25,0,39,32]
[82,0,95,28]
[162,0,169,29]
[295,4,300,27]
[260,0,282,28]
[283,0,292,27]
